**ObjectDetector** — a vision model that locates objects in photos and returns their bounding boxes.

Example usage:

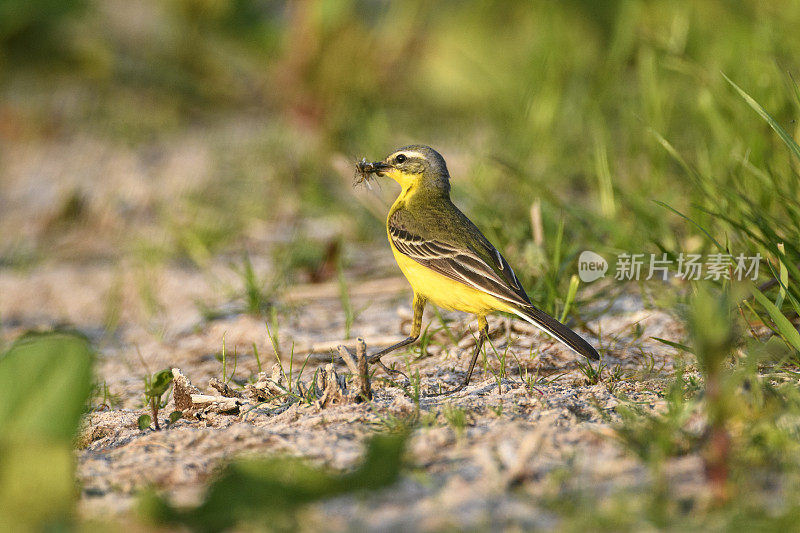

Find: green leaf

[653,200,723,251]
[140,431,408,532]
[168,411,182,424]
[559,274,580,323]
[0,440,75,530]
[724,73,800,162]
[648,127,701,181]
[752,285,800,354]
[0,331,95,531]
[688,285,737,375]
[0,331,94,441]
[146,369,173,398]
[138,414,152,431]
[651,337,694,354]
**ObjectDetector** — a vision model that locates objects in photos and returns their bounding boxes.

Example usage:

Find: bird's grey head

[382,144,450,193]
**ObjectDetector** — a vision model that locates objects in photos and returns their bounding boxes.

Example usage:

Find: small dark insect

[354,157,375,189]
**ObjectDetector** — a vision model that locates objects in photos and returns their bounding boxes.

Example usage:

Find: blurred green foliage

[0,331,94,531]
[581,283,800,529]
[139,430,407,532]
[4,0,800,311]
[0,331,93,440]
[0,0,87,63]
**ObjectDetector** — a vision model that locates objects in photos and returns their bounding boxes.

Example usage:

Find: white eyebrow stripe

[389,150,427,160]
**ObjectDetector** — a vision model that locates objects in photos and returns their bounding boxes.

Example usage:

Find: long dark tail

[512,305,599,361]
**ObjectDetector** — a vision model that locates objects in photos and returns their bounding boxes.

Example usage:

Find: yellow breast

[386,183,512,316]
[390,241,509,315]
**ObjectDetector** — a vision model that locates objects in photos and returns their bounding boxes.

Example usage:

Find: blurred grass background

[3,0,798,276]
[4,0,800,349]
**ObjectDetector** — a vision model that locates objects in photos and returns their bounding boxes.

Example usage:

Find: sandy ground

[2,256,686,530]
[0,130,688,530]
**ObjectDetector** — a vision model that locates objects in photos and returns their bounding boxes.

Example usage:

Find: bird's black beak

[356,160,393,176]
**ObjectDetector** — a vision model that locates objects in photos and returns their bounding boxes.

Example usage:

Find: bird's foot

[376,359,410,383]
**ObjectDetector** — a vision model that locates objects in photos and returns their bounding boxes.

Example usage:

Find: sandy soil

[3,257,685,530]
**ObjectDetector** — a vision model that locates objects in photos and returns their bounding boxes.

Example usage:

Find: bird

[355,145,599,394]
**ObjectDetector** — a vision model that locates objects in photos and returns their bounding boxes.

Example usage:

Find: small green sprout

[139,369,174,431]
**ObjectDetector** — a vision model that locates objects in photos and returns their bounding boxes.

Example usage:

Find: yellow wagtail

[357,145,599,394]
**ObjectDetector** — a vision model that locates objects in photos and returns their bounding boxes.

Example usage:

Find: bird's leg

[368,294,426,379]
[428,315,489,396]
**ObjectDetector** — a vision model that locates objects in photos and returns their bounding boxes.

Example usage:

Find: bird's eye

[395,154,407,164]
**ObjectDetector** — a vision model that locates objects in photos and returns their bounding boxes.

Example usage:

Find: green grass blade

[790,72,800,110]
[653,200,723,251]
[648,128,701,181]
[751,285,800,354]
[776,243,788,309]
[651,336,695,354]
[559,274,580,323]
[763,255,800,319]
[724,73,800,162]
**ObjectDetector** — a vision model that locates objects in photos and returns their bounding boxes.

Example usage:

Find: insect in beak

[354,159,392,187]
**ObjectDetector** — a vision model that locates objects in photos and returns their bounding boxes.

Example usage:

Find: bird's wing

[389,212,600,361]
[388,223,532,309]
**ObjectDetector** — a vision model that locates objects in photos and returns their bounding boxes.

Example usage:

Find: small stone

[172,368,200,411]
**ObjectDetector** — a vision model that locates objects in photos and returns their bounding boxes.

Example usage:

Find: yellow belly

[391,245,510,315]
